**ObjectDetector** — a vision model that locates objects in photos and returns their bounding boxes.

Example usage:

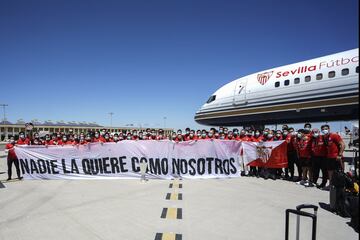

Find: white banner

[14,140,242,180]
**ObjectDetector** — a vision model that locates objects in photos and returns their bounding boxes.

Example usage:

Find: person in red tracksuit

[273,130,284,178]
[61,135,74,145]
[184,130,197,141]
[310,128,328,188]
[17,132,30,145]
[198,130,210,140]
[5,136,23,181]
[93,131,106,143]
[104,133,114,143]
[284,129,299,181]
[31,132,43,145]
[321,124,345,186]
[296,130,313,187]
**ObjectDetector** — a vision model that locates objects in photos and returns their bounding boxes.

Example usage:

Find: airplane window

[341,68,349,76]
[275,81,280,87]
[284,80,290,86]
[294,78,300,84]
[206,95,216,103]
[316,73,323,80]
[328,71,336,78]
[305,75,311,82]
[356,66,359,73]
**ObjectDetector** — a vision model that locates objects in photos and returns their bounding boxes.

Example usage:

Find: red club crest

[257,71,273,85]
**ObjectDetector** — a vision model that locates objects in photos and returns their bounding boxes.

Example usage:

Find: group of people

[5,123,346,190]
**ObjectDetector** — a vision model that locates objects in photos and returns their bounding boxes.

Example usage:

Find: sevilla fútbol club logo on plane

[256,142,273,163]
[257,71,273,85]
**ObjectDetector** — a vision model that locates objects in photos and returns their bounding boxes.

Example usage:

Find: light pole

[109,112,114,127]
[163,117,167,129]
[0,104,8,141]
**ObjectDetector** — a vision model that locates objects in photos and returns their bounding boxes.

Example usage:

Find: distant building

[0,120,173,140]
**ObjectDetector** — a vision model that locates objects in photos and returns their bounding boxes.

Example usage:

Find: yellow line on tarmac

[167,208,177,219]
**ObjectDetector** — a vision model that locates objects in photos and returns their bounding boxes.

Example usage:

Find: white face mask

[114,137,118,141]
[20,134,25,139]
[186,131,190,135]
[322,129,329,135]
[95,134,99,138]
[305,127,311,131]
[313,133,319,138]
[297,134,302,138]
[267,134,273,138]
[208,133,213,137]
[127,136,131,140]
[255,132,260,137]
[190,134,194,137]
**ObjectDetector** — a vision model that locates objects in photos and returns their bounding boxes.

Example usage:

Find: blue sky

[0,0,358,131]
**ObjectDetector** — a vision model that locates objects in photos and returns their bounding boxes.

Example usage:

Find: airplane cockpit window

[284,80,290,86]
[341,68,349,76]
[316,73,323,80]
[305,75,311,82]
[328,71,336,78]
[356,66,359,73]
[206,95,216,103]
[275,81,280,87]
[294,78,300,84]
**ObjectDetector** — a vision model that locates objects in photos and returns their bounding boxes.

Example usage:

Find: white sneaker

[296,180,306,185]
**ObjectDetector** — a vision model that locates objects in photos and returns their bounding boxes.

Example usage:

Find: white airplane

[195,48,359,128]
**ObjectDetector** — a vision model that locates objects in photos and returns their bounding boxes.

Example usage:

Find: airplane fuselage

[195,49,359,127]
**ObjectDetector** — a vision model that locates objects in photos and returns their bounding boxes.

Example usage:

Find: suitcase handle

[285,209,317,240]
[296,204,318,215]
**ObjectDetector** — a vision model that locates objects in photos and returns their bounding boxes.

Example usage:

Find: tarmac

[0,150,358,240]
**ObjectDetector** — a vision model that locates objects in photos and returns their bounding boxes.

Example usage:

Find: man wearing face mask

[103,133,113,142]
[185,130,197,141]
[131,130,139,140]
[198,130,209,140]
[184,127,191,139]
[17,132,30,145]
[5,136,23,181]
[156,129,164,140]
[31,132,43,145]
[113,133,119,143]
[321,124,345,187]
[284,127,299,181]
[303,123,312,136]
[274,130,283,141]
[233,128,240,140]
[61,135,73,145]
[296,130,313,186]
[311,128,328,188]
[138,132,146,140]
[149,129,157,140]
[44,134,52,145]
[252,130,263,142]
[93,131,105,143]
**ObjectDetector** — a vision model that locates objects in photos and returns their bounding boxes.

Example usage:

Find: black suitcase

[329,185,337,211]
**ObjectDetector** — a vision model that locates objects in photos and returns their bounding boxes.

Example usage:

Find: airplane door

[233,79,248,105]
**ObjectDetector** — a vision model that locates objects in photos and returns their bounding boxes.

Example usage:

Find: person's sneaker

[17,177,23,180]
[305,181,315,187]
[296,180,306,185]
[6,178,11,181]
[322,185,331,191]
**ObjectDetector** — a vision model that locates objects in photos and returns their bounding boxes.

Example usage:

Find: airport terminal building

[0,120,173,140]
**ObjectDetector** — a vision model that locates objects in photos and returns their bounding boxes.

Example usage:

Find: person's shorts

[299,157,311,167]
[325,158,339,170]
